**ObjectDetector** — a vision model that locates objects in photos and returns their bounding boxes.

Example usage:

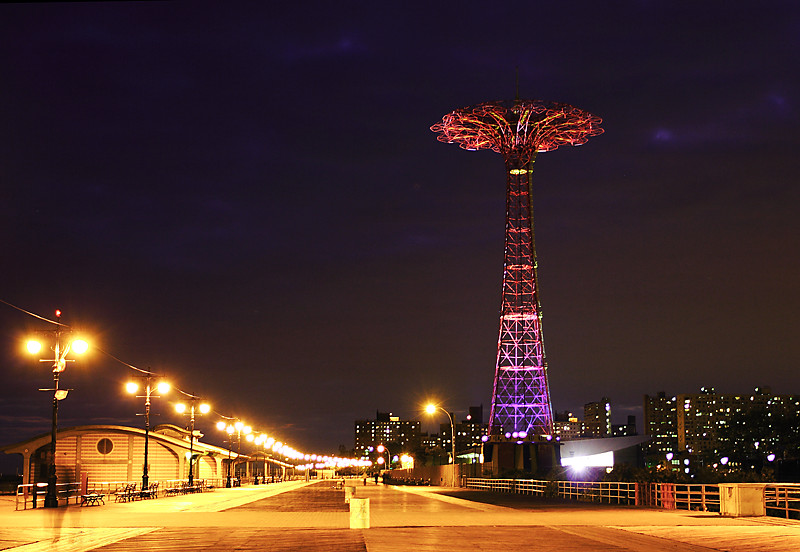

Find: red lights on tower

[432,99,603,440]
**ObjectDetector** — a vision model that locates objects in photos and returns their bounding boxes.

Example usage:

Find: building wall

[10,426,227,486]
[645,387,800,460]
[643,392,678,458]
[354,418,421,456]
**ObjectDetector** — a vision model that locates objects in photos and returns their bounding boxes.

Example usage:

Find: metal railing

[15,481,84,510]
[465,478,721,511]
[558,480,638,505]
[15,477,231,510]
[765,484,800,520]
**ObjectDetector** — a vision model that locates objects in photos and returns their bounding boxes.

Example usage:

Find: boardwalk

[1,480,800,551]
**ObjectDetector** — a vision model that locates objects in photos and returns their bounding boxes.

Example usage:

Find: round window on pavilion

[97,438,114,455]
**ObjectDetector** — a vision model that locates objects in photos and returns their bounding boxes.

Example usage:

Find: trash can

[349,497,370,529]
[344,485,355,503]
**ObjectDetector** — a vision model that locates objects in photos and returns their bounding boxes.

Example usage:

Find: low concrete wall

[389,465,460,487]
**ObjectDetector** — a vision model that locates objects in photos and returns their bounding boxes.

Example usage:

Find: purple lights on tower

[432,99,603,440]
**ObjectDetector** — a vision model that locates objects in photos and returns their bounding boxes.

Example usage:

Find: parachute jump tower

[431,99,603,444]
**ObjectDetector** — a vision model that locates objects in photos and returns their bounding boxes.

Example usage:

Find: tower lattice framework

[432,99,603,439]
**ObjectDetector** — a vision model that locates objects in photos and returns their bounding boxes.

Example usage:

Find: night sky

[1,1,799,469]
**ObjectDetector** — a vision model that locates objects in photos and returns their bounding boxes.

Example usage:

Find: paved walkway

[1,480,799,551]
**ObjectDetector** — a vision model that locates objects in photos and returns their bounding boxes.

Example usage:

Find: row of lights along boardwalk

[431,99,603,472]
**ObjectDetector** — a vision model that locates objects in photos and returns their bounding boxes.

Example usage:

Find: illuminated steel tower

[432,100,603,440]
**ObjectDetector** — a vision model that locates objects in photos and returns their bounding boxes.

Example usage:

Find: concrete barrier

[349,497,370,528]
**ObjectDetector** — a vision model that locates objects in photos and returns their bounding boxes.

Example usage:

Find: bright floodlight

[125,382,139,394]
[199,403,211,414]
[157,381,170,394]
[175,403,187,414]
[71,339,89,355]
[26,340,42,355]
[425,404,437,415]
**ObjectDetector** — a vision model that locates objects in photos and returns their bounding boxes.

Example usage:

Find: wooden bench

[113,483,137,502]
[80,493,105,506]
[139,482,159,499]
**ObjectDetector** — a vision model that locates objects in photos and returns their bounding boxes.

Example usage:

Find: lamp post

[175,400,210,486]
[216,421,235,488]
[126,377,170,489]
[426,403,457,487]
[217,420,249,486]
[376,444,390,471]
[26,312,89,508]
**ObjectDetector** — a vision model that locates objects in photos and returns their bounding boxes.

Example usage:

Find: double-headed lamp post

[126,377,170,489]
[26,315,89,508]
[216,420,250,487]
[376,444,389,470]
[426,403,457,487]
[175,401,210,486]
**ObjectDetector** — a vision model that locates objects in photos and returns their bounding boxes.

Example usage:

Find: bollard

[344,485,355,503]
[349,497,370,529]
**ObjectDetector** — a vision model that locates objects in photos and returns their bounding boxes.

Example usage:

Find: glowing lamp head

[175,403,187,414]
[234,421,243,431]
[71,339,89,355]
[377,444,385,453]
[767,453,776,462]
[125,382,139,394]
[425,404,437,415]
[26,340,42,355]
[156,381,170,394]
[246,433,254,442]
[199,403,210,414]
[377,457,385,465]
[226,425,234,435]
[216,421,226,431]
[666,452,674,461]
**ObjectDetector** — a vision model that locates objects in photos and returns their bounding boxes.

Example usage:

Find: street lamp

[26,312,89,508]
[216,421,235,488]
[426,403,457,487]
[126,377,170,490]
[175,400,210,486]
[217,420,249,487]
[376,444,390,470]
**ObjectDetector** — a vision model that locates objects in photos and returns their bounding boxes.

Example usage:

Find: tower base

[482,441,560,477]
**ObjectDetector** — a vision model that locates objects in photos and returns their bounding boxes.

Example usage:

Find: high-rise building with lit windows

[645,387,800,460]
[643,392,678,457]
[583,398,612,438]
[354,411,420,457]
